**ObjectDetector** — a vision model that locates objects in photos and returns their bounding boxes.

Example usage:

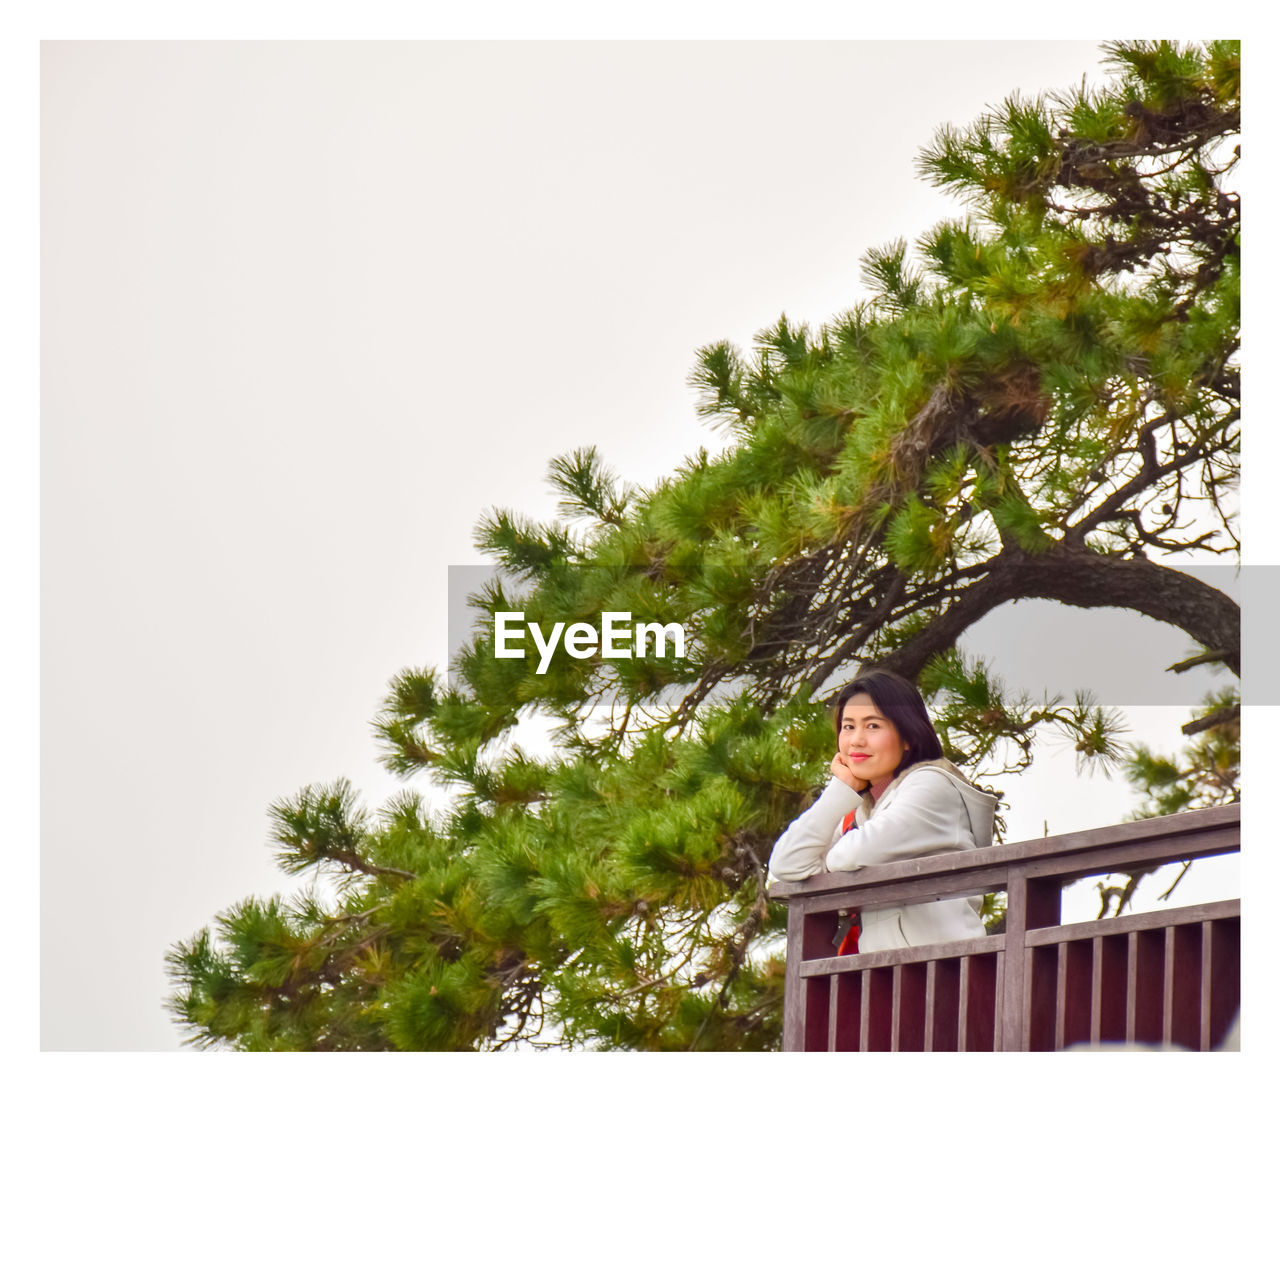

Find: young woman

[769,668,996,952]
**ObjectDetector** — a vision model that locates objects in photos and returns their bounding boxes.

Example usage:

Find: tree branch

[1182,703,1239,736]
[878,546,1239,681]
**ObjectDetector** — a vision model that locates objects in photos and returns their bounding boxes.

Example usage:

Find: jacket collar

[861,756,977,811]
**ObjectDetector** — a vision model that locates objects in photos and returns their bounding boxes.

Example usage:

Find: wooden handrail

[771,802,1240,1051]
[769,802,1238,901]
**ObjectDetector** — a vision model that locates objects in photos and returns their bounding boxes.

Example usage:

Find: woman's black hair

[832,667,944,777]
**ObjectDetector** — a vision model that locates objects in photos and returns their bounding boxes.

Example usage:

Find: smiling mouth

[849,754,871,761]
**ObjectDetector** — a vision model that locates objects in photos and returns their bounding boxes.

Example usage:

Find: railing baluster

[924,960,937,1053]
[962,953,998,1052]
[993,951,1004,1052]
[923,959,960,1052]
[896,962,927,1051]
[890,966,902,1052]
[804,975,830,1053]
[1126,931,1138,1043]
[1131,927,1164,1045]
[1163,923,1203,1049]
[1090,936,1103,1045]
[830,971,860,1052]
[1201,917,1240,1049]
[1052,939,1092,1049]
[1200,920,1222,1052]
[1089,935,1128,1045]
[1028,945,1056,1051]
[873,968,895,1051]
[1055,943,1069,1051]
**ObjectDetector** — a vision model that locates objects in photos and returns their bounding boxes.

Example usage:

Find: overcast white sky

[38,39,1248,1053]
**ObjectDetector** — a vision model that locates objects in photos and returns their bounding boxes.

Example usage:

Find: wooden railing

[768,803,1240,1051]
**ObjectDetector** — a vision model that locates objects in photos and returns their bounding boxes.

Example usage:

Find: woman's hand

[830,752,870,792]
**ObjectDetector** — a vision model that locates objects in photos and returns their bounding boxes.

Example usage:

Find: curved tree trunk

[879,547,1240,681]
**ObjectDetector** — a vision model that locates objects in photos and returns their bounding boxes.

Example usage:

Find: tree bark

[877,547,1240,681]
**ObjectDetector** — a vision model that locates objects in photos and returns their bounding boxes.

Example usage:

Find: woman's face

[839,692,909,784]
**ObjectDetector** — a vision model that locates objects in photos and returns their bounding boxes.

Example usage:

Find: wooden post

[782,901,806,1051]
[1000,870,1061,1051]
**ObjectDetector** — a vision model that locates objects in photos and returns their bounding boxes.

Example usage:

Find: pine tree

[167,41,1239,1051]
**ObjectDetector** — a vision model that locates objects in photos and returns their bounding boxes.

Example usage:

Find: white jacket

[768,758,996,953]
